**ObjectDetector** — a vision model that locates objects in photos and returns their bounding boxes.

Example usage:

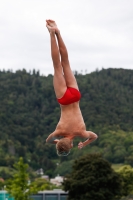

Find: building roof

[38,189,68,194]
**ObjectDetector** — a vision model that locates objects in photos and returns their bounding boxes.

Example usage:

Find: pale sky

[0,0,133,75]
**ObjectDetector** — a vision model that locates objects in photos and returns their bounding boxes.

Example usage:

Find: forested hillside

[0,68,133,177]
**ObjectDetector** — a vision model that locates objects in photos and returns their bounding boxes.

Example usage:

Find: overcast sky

[0,0,133,75]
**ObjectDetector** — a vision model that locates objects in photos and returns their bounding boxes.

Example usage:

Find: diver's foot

[46,23,55,34]
[46,19,60,34]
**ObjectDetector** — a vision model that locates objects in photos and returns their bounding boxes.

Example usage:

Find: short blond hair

[56,138,72,156]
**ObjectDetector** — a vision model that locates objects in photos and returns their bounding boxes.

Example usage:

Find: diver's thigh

[62,63,79,90]
[53,69,67,98]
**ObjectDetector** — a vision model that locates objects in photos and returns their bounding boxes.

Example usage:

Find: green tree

[33,178,60,190]
[63,153,122,200]
[6,157,44,200]
[117,165,133,197]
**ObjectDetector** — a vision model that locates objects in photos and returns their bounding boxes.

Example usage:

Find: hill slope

[0,68,133,177]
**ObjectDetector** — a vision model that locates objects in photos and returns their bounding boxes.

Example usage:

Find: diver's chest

[57,121,85,133]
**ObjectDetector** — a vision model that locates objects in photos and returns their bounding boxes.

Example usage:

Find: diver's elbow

[46,138,49,143]
[94,134,98,140]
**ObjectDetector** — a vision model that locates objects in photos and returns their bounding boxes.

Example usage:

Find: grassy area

[112,163,125,171]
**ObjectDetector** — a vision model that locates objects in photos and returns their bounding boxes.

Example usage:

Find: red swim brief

[57,87,81,105]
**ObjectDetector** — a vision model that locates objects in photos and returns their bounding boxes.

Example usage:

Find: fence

[0,190,68,200]
[0,191,14,200]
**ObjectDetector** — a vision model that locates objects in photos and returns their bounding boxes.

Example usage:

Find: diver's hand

[53,139,60,144]
[78,142,84,149]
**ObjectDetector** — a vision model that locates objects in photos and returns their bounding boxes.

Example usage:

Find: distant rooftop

[38,189,68,194]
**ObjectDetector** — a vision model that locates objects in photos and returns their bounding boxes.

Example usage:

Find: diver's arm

[46,131,60,144]
[78,131,98,149]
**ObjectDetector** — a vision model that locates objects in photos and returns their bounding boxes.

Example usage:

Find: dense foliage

[63,153,122,200]
[117,165,133,197]
[0,68,133,177]
[6,157,57,200]
[6,157,33,200]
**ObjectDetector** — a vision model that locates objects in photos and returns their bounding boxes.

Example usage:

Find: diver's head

[56,138,73,156]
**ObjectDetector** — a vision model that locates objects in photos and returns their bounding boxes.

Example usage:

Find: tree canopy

[117,165,133,197]
[63,153,122,200]
[6,157,58,200]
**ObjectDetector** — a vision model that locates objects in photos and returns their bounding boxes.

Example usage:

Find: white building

[50,175,64,186]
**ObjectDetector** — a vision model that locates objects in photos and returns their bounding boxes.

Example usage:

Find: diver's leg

[46,23,67,98]
[56,31,79,89]
[46,20,79,90]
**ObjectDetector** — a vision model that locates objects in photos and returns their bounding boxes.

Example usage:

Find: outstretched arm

[78,131,98,149]
[46,131,60,144]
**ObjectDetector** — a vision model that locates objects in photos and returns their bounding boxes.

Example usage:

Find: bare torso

[55,102,86,139]
[46,101,97,147]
